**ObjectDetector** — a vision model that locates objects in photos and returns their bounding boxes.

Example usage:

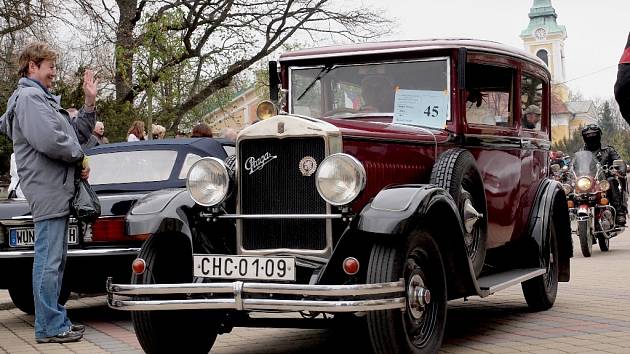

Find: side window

[521,73,544,131]
[465,64,514,127]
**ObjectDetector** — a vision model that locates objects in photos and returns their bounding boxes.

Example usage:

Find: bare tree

[70,0,390,130]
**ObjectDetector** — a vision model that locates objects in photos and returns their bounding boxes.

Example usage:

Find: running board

[477,268,545,297]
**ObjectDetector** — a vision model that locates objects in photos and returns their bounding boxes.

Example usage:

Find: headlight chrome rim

[186,157,230,207]
[576,177,592,192]
[315,153,366,206]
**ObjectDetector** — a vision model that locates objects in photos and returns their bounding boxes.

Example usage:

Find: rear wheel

[577,219,592,257]
[8,268,70,314]
[522,210,559,311]
[597,235,610,252]
[366,230,447,353]
[131,234,220,354]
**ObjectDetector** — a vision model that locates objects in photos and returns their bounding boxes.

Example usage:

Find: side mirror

[550,164,561,173]
[613,159,627,174]
[268,61,279,103]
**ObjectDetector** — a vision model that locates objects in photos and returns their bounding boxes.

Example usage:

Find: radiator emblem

[299,156,317,176]
[244,152,278,175]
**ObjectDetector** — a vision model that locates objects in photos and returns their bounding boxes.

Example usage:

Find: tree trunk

[115,0,138,103]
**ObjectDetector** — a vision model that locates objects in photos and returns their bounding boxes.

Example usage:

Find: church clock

[534,27,547,40]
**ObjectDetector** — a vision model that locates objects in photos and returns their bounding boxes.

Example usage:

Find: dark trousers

[608,177,627,215]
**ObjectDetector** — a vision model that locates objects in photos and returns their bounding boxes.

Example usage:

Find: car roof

[87,137,231,156]
[280,38,547,69]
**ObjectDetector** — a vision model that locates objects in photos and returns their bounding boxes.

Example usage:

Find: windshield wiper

[296,64,334,101]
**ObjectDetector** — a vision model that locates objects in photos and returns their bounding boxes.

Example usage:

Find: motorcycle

[566,150,626,257]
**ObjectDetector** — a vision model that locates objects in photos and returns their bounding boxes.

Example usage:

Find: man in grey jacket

[0,42,96,343]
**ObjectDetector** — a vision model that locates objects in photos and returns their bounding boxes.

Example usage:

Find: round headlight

[562,183,572,195]
[186,157,230,206]
[598,180,610,192]
[256,100,277,120]
[315,154,366,206]
[575,177,592,192]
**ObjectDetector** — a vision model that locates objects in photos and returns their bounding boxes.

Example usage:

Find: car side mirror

[613,159,627,174]
[550,164,561,173]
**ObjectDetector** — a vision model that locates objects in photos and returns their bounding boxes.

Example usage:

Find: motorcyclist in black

[581,124,627,226]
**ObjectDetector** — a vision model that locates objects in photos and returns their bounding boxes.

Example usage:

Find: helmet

[581,124,602,150]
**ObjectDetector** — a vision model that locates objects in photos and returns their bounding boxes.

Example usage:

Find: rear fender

[524,179,572,281]
[344,184,479,299]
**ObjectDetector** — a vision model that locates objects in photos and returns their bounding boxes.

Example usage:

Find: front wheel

[366,230,447,353]
[577,219,592,257]
[131,234,220,354]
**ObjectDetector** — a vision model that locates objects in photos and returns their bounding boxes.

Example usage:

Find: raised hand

[83,69,98,108]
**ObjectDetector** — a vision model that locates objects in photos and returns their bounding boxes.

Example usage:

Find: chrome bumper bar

[107,278,406,312]
[0,247,140,259]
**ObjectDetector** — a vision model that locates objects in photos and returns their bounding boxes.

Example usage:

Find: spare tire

[430,148,488,277]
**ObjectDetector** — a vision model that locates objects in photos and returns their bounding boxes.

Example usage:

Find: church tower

[521,0,569,101]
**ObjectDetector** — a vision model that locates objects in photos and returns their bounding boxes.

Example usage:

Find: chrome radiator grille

[238,137,327,250]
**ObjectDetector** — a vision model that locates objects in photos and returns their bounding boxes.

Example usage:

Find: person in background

[220,127,238,142]
[581,124,627,226]
[522,105,541,129]
[0,41,93,343]
[152,124,166,139]
[93,121,108,145]
[191,122,213,138]
[127,120,145,141]
[615,32,630,125]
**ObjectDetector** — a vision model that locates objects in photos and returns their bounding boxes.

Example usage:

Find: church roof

[520,0,567,38]
[551,94,570,114]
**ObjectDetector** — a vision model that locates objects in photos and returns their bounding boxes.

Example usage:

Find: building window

[536,49,549,66]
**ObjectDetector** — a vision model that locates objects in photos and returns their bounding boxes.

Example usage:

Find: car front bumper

[106,278,407,313]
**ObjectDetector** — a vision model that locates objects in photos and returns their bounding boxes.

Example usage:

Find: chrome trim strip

[0,247,140,258]
[108,280,404,296]
[208,214,343,220]
[107,297,406,312]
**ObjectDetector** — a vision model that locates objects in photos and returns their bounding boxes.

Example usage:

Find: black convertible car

[0,138,230,313]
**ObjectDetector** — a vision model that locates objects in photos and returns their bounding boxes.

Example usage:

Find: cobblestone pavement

[2,230,630,353]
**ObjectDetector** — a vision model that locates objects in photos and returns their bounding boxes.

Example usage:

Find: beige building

[203,87,264,135]
[520,0,597,144]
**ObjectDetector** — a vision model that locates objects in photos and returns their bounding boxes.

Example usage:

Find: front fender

[126,188,195,239]
[351,184,478,299]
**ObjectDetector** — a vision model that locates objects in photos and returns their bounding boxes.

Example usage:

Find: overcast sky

[361,0,628,100]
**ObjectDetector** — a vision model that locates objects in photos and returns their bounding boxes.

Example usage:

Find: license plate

[193,255,296,281]
[9,226,79,247]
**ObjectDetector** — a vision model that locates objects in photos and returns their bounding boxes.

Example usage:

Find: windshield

[290,59,450,125]
[572,151,599,178]
[88,150,178,185]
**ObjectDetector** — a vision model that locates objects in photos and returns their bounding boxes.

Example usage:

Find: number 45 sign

[393,89,449,129]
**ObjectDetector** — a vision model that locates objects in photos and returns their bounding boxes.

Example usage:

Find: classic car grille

[239,137,326,250]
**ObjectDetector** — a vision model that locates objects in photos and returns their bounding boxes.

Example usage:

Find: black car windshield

[290,59,450,124]
[572,151,599,178]
[88,150,178,185]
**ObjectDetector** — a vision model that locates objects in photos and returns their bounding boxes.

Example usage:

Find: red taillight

[90,217,126,242]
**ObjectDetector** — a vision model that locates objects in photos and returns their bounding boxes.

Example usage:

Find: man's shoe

[36,330,83,344]
[71,324,85,333]
[616,214,626,226]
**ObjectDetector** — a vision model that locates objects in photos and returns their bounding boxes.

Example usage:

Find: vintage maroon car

[107,39,572,353]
